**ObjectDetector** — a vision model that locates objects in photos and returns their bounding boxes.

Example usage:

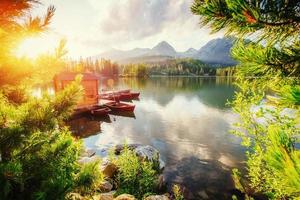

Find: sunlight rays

[15,37,57,59]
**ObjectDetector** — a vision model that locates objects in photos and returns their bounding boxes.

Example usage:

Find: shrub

[113,146,158,199]
[75,160,104,195]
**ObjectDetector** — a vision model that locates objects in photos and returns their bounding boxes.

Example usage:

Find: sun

[15,37,56,59]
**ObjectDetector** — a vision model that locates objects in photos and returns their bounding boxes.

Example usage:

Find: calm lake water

[68,77,245,200]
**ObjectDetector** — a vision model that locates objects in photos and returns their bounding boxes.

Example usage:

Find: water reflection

[67,114,111,138]
[69,77,244,200]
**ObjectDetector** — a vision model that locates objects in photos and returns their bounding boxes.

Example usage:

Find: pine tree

[192,0,300,199]
[0,1,102,199]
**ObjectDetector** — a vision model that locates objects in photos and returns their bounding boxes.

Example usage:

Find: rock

[78,155,100,165]
[66,193,85,200]
[159,158,165,171]
[144,194,170,200]
[81,148,96,157]
[198,190,209,199]
[134,145,159,163]
[157,174,166,191]
[97,191,116,200]
[100,158,118,178]
[115,144,141,155]
[114,194,136,200]
[99,180,113,192]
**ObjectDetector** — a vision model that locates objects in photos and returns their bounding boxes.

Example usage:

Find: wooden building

[54,72,99,108]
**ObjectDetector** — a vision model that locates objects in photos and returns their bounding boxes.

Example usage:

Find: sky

[32,0,224,58]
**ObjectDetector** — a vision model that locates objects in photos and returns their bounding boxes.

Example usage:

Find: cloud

[34,0,224,57]
[100,0,195,39]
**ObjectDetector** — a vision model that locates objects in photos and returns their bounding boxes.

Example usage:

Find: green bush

[75,160,104,195]
[0,81,84,200]
[113,146,158,199]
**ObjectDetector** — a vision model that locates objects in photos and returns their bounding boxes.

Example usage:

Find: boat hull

[91,107,111,116]
[104,102,135,112]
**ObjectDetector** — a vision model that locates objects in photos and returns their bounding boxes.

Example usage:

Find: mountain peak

[185,48,198,53]
[151,41,176,56]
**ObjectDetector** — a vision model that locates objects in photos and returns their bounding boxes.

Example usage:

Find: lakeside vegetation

[192,0,300,199]
[65,57,236,77]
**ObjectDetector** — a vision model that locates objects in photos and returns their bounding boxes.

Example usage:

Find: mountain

[149,41,176,56]
[197,38,237,66]
[178,48,198,58]
[94,38,237,66]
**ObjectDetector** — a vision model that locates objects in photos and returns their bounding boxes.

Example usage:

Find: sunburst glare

[15,37,57,59]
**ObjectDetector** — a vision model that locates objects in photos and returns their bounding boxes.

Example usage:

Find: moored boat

[91,106,111,116]
[119,93,132,100]
[130,92,140,99]
[109,111,136,119]
[104,101,135,112]
[118,89,131,94]
[99,93,120,101]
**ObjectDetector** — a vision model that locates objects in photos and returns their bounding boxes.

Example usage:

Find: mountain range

[94,37,237,66]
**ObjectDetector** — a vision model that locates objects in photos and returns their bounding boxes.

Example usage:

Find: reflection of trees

[115,77,235,108]
[67,116,103,138]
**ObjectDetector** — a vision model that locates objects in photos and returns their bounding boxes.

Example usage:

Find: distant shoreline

[118,75,236,78]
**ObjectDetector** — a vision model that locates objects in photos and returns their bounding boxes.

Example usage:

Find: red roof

[54,72,99,81]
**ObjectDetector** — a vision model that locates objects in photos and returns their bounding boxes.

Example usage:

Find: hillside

[95,37,237,66]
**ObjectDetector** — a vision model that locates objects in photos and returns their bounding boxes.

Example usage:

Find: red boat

[118,89,130,94]
[100,93,133,101]
[101,89,130,95]
[91,106,111,116]
[130,92,140,99]
[119,93,132,100]
[99,89,140,101]
[104,102,135,112]
[99,93,120,101]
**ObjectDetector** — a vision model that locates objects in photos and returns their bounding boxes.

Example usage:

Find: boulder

[78,155,100,165]
[114,194,136,200]
[66,193,85,200]
[115,144,141,155]
[159,159,165,171]
[144,194,170,200]
[134,145,159,163]
[198,190,209,199]
[100,158,118,178]
[99,180,113,192]
[157,174,166,191]
[81,148,96,157]
[97,191,116,200]
[134,145,166,171]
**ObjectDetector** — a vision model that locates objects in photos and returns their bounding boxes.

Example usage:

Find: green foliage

[122,63,149,77]
[172,184,184,200]
[67,58,119,77]
[191,0,300,43]
[0,81,84,199]
[216,66,236,76]
[0,1,103,199]
[119,58,224,77]
[75,160,104,195]
[192,0,300,199]
[112,146,158,199]
[149,58,216,76]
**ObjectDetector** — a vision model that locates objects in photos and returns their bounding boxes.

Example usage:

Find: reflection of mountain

[95,38,237,66]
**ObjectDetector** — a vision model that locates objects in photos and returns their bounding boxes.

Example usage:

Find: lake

[68,77,245,200]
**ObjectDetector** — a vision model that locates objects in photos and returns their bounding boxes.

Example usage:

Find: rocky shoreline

[70,144,170,200]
